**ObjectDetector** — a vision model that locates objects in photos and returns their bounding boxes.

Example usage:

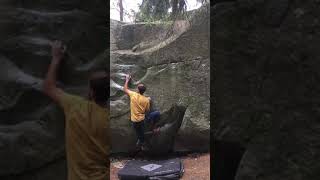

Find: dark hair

[89,71,109,104]
[138,84,146,94]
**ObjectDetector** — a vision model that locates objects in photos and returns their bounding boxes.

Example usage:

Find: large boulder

[0,1,106,179]
[213,1,320,179]
[110,5,210,154]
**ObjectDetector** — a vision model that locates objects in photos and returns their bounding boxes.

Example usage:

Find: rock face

[110,5,210,154]
[213,1,320,179]
[0,1,106,179]
[0,1,209,179]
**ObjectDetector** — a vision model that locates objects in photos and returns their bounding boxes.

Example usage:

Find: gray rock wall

[110,5,210,154]
[0,1,106,179]
[213,1,320,179]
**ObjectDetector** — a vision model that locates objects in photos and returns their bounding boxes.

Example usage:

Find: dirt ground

[110,153,210,180]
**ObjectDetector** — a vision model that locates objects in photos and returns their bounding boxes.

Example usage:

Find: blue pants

[145,111,160,123]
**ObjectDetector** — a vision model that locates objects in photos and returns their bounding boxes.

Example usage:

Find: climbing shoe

[141,144,149,151]
[135,140,143,151]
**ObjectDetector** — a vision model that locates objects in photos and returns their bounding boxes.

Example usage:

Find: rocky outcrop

[213,1,320,179]
[0,1,106,179]
[110,5,210,154]
[0,2,209,179]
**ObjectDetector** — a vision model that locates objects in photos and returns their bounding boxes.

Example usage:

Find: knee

[154,111,160,118]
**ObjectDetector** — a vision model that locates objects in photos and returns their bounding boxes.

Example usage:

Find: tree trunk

[171,0,178,19]
[119,0,124,21]
[178,0,186,12]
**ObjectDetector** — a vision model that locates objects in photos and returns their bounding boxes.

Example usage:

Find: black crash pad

[118,158,184,180]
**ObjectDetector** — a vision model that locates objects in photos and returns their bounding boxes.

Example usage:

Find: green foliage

[135,0,190,22]
[136,0,170,22]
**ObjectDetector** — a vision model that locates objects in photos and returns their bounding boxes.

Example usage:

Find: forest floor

[110,153,210,180]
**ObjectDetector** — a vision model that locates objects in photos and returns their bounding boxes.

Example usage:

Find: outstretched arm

[43,40,66,104]
[123,74,131,95]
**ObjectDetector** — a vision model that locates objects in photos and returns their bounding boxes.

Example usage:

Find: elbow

[123,86,128,94]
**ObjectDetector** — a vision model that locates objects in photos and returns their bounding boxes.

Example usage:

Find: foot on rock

[152,127,161,134]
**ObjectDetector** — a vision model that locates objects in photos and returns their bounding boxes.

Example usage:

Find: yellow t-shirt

[58,92,109,180]
[128,90,150,122]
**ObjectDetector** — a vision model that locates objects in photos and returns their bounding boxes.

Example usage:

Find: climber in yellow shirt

[43,40,109,180]
[123,74,160,151]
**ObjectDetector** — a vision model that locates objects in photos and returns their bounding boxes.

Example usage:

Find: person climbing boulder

[123,74,160,151]
[43,40,109,180]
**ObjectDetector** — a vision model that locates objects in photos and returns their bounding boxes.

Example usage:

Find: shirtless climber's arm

[43,40,66,105]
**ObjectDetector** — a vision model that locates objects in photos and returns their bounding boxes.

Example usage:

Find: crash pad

[118,158,184,180]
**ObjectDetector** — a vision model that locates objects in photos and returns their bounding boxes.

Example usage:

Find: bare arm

[43,40,66,104]
[123,74,131,95]
[145,99,151,113]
